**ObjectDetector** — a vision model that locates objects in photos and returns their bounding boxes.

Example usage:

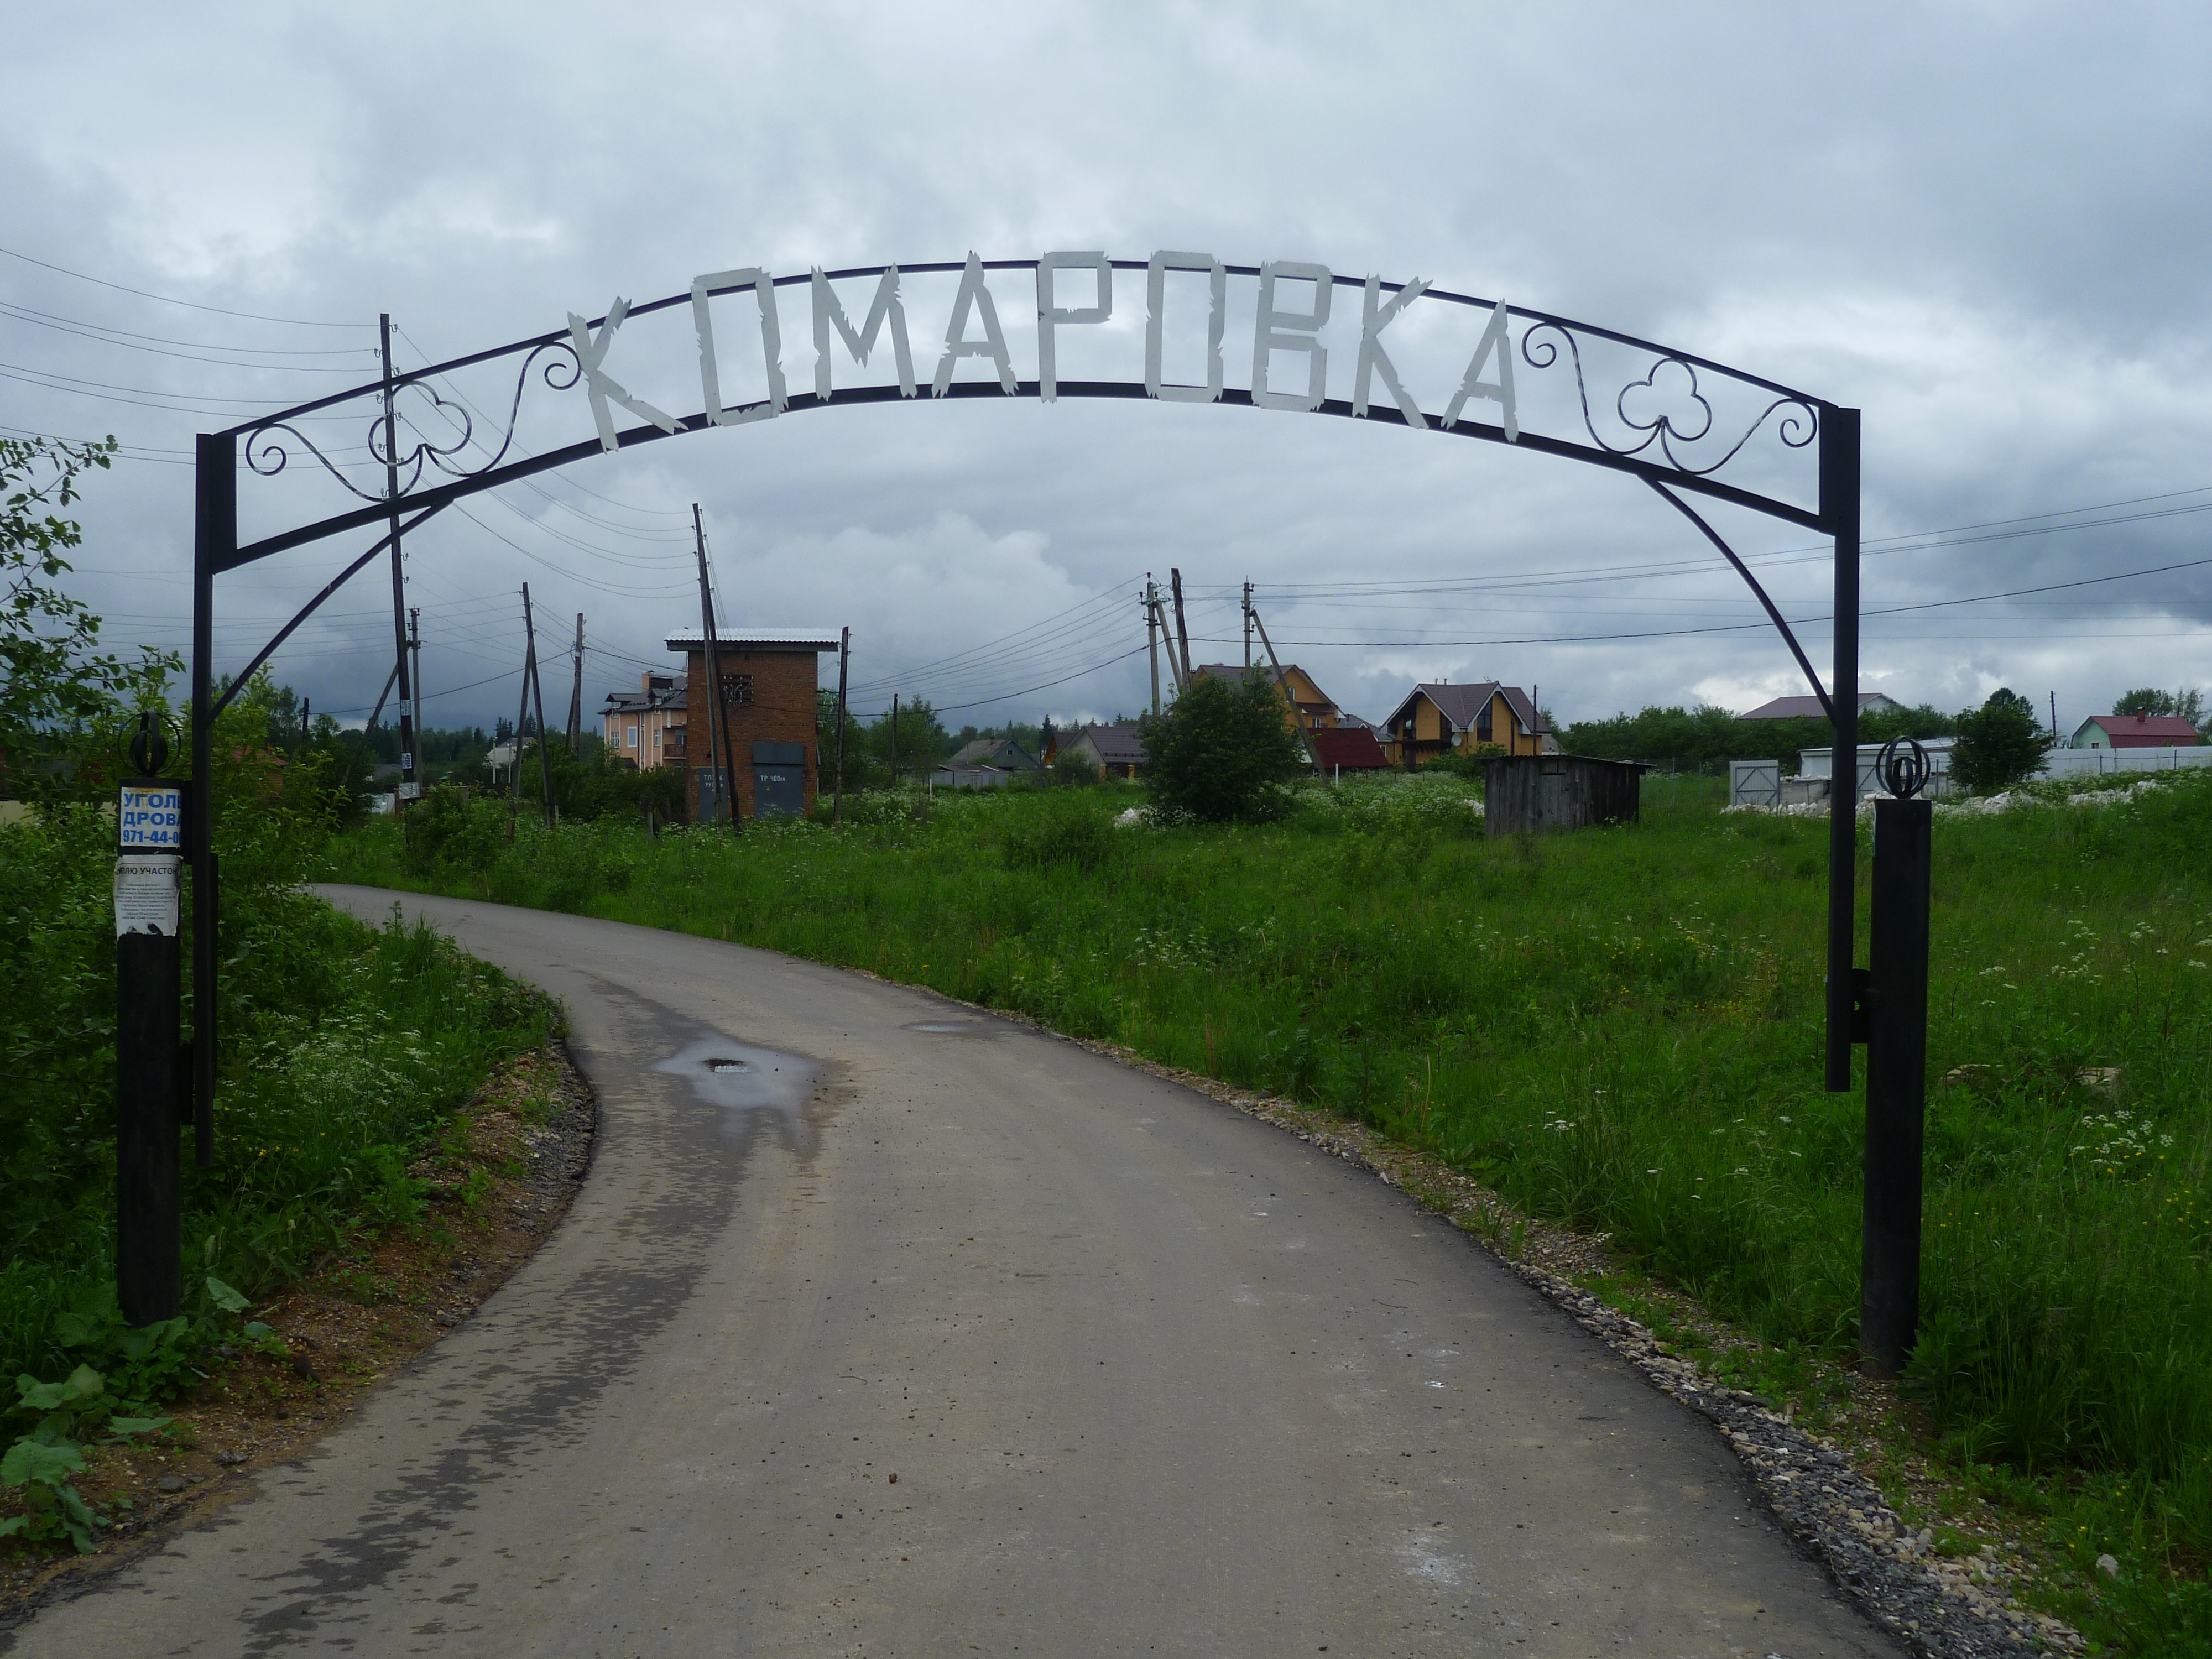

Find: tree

[1142,669,1308,823]
[2114,686,2206,727]
[0,435,176,799]
[1952,687,2053,792]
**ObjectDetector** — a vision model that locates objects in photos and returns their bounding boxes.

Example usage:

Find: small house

[1059,723,1149,780]
[1738,691,1900,722]
[2071,714,2203,750]
[946,737,1040,771]
[1381,682,1548,766]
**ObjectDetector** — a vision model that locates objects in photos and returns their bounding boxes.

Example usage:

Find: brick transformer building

[666,629,841,822]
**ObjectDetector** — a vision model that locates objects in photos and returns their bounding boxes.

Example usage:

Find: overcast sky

[6,2,2209,739]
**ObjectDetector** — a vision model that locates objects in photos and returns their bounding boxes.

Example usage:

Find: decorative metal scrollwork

[243,340,581,502]
[1518,323,1818,477]
[1878,736,1930,800]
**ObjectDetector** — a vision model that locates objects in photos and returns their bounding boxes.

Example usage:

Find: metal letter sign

[181,247,1866,1324]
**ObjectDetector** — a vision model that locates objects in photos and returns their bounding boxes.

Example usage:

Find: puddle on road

[903,1020,996,1037]
[653,1034,821,1152]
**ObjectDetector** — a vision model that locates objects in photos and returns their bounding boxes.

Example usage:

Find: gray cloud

[6,1,2209,739]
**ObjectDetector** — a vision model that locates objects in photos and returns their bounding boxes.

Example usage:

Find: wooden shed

[1483,754,1648,836]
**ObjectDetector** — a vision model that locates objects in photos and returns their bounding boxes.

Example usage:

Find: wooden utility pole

[523,585,554,830]
[1150,580,1168,717]
[408,606,424,780]
[367,659,400,736]
[692,504,739,832]
[379,315,416,810]
[1243,580,1253,671]
[1248,599,1315,769]
[1169,567,1193,684]
[567,613,585,752]
[890,693,900,786]
[833,625,850,826]
[509,585,535,842]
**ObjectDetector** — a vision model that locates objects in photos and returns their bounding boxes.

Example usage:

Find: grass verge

[1,797,559,1563]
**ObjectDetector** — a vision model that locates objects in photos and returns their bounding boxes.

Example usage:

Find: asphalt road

[12,889,1902,1658]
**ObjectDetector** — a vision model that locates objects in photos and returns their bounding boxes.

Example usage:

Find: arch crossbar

[186,256,1865,1149]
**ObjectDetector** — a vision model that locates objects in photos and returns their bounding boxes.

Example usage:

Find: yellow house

[1191,662,1341,733]
[1381,682,1549,766]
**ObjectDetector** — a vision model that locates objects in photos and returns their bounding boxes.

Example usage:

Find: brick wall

[680,647,822,821]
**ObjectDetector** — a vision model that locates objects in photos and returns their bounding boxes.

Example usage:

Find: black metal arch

[187,257,1864,1153]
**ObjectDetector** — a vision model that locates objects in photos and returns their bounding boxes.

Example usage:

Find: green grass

[328,769,2212,1650]
[0,805,556,1389]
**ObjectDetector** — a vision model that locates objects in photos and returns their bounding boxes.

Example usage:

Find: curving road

[12,889,1900,1658]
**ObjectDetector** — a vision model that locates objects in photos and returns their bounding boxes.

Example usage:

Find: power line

[0,299,374,356]
[0,244,373,328]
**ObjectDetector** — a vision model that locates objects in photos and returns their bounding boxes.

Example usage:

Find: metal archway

[186,253,1865,1165]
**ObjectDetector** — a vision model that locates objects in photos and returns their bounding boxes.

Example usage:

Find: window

[627,725,638,748]
[1475,702,1493,742]
[720,673,753,707]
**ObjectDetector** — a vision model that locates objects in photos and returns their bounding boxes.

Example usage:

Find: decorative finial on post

[1877,735,1929,800]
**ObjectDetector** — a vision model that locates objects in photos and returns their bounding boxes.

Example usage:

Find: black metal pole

[1822,408,1862,1091]
[692,503,741,832]
[115,850,182,1325]
[833,625,849,826]
[189,432,230,1174]
[1863,795,1932,1375]
[379,316,416,810]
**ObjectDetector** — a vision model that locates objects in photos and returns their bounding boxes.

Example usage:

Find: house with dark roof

[1058,723,1149,780]
[1379,682,1549,766]
[1191,662,1342,733]
[1739,691,1899,722]
[2071,713,2204,750]
[946,736,1040,771]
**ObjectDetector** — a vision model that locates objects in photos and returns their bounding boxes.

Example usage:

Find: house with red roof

[2069,713,2203,750]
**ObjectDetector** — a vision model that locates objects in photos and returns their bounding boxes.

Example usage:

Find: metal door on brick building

[752,743,806,818]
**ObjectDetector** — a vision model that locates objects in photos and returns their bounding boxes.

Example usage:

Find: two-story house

[600,671,688,770]
[1191,662,1342,733]
[1380,682,1549,766]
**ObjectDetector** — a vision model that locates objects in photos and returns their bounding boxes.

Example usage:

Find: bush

[1952,688,2054,792]
[1142,671,1308,823]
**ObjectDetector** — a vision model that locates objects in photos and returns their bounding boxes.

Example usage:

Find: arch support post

[190,434,232,1180]
[1822,408,1861,1091]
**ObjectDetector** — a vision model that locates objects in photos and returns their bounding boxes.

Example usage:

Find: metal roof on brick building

[664,628,842,652]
